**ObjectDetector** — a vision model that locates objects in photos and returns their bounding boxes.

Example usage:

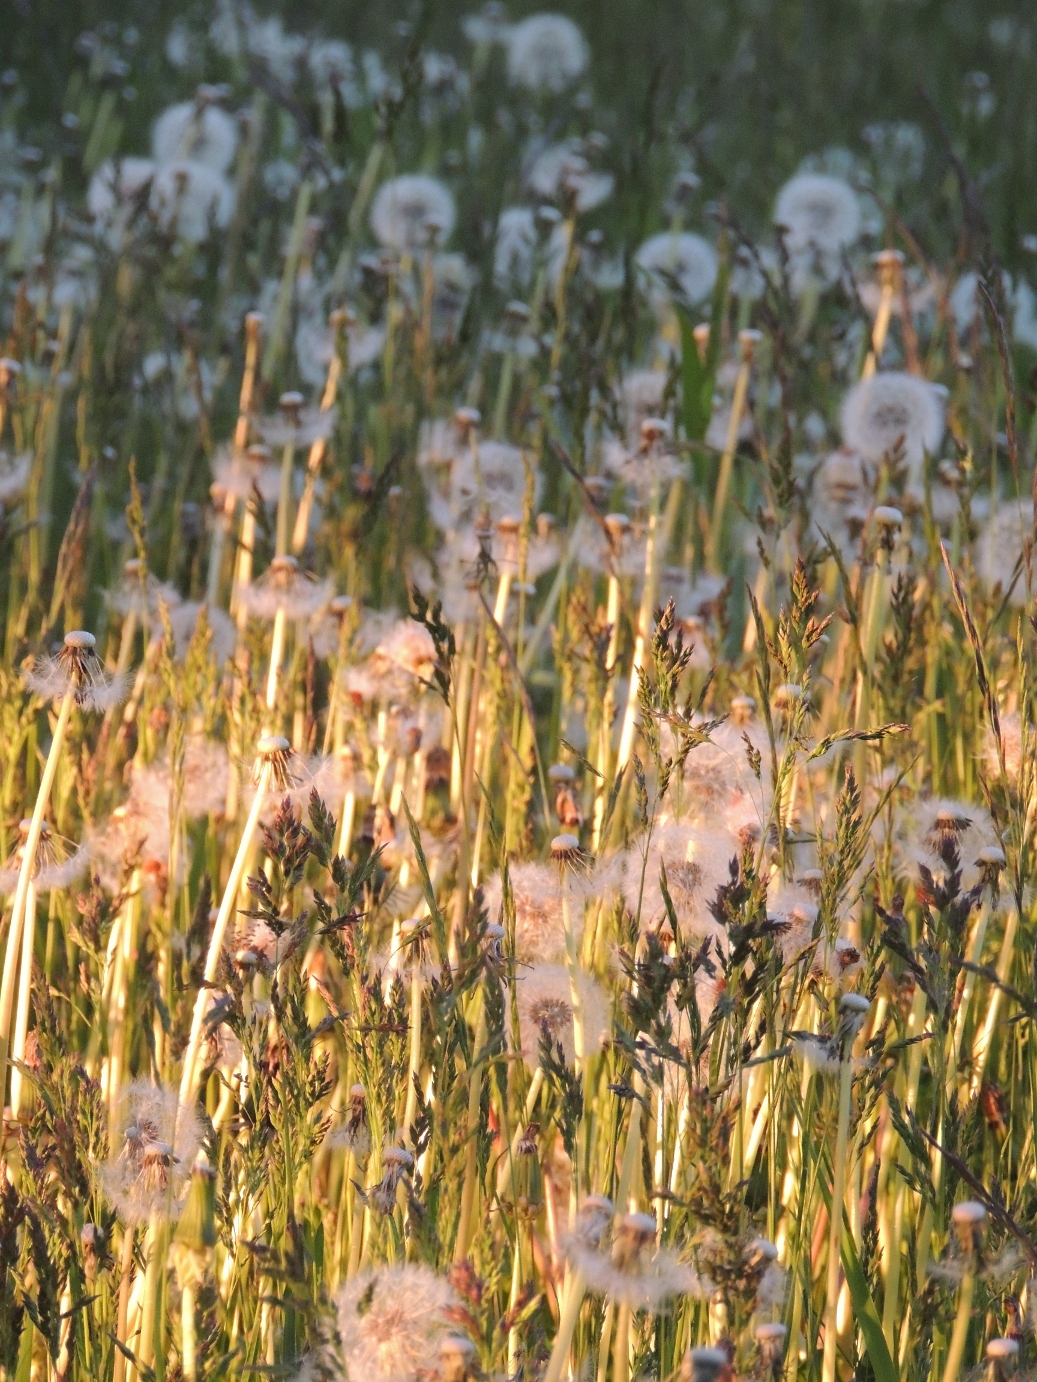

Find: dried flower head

[505,13,588,93]
[840,372,945,481]
[515,963,610,1069]
[100,1079,201,1223]
[636,231,718,312]
[239,556,334,621]
[335,1263,459,1382]
[25,630,128,710]
[370,175,456,252]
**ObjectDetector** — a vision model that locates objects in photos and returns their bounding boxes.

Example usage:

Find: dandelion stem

[821,1046,854,1382]
[940,1271,975,1382]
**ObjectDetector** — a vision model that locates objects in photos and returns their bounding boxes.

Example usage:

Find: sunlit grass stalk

[178,749,277,1110]
[0,686,73,1105]
[706,328,759,570]
[453,991,487,1263]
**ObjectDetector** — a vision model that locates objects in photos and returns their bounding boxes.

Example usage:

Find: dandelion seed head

[636,231,718,313]
[840,372,945,480]
[515,963,609,1068]
[240,557,334,621]
[254,400,335,449]
[986,1339,1020,1360]
[331,1084,371,1159]
[975,499,1033,607]
[526,139,613,212]
[774,172,860,289]
[626,823,736,940]
[686,1345,732,1382]
[370,174,456,252]
[100,1079,200,1224]
[494,205,537,288]
[505,13,589,93]
[149,159,234,243]
[152,101,238,173]
[25,630,128,710]
[335,1263,458,1382]
[0,450,31,506]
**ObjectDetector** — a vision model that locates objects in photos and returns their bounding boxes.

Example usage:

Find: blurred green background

[6,0,1037,262]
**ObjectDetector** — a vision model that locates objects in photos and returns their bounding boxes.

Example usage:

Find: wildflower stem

[543,1268,587,1382]
[940,1271,975,1382]
[821,1047,854,1382]
[0,686,73,1109]
[706,344,753,570]
[970,904,1018,1094]
[613,1302,633,1382]
[9,877,36,1118]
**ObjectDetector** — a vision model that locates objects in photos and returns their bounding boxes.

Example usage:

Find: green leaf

[816,1173,897,1382]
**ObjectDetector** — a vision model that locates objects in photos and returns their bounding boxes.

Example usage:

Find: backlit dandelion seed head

[254,735,295,792]
[335,1264,458,1382]
[100,1078,201,1223]
[571,1208,710,1309]
[0,820,88,894]
[515,963,610,1068]
[239,556,333,621]
[505,13,589,93]
[25,630,128,710]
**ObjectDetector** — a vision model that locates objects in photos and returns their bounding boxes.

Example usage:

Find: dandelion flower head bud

[25,630,128,710]
[370,174,456,252]
[505,13,589,93]
[335,1263,459,1382]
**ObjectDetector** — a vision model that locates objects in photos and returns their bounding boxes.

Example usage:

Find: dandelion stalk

[822,995,869,1382]
[706,328,759,571]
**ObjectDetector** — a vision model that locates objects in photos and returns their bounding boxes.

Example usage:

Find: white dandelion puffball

[100,1079,201,1224]
[148,160,234,243]
[336,1264,459,1382]
[526,140,613,212]
[635,232,718,312]
[774,172,861,257]
[370,175,456,252]
[151,101,238,173]
[506,13,589,93]
[87,156,157,235]
[840,371,945,478]
[975,499,1032,606]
